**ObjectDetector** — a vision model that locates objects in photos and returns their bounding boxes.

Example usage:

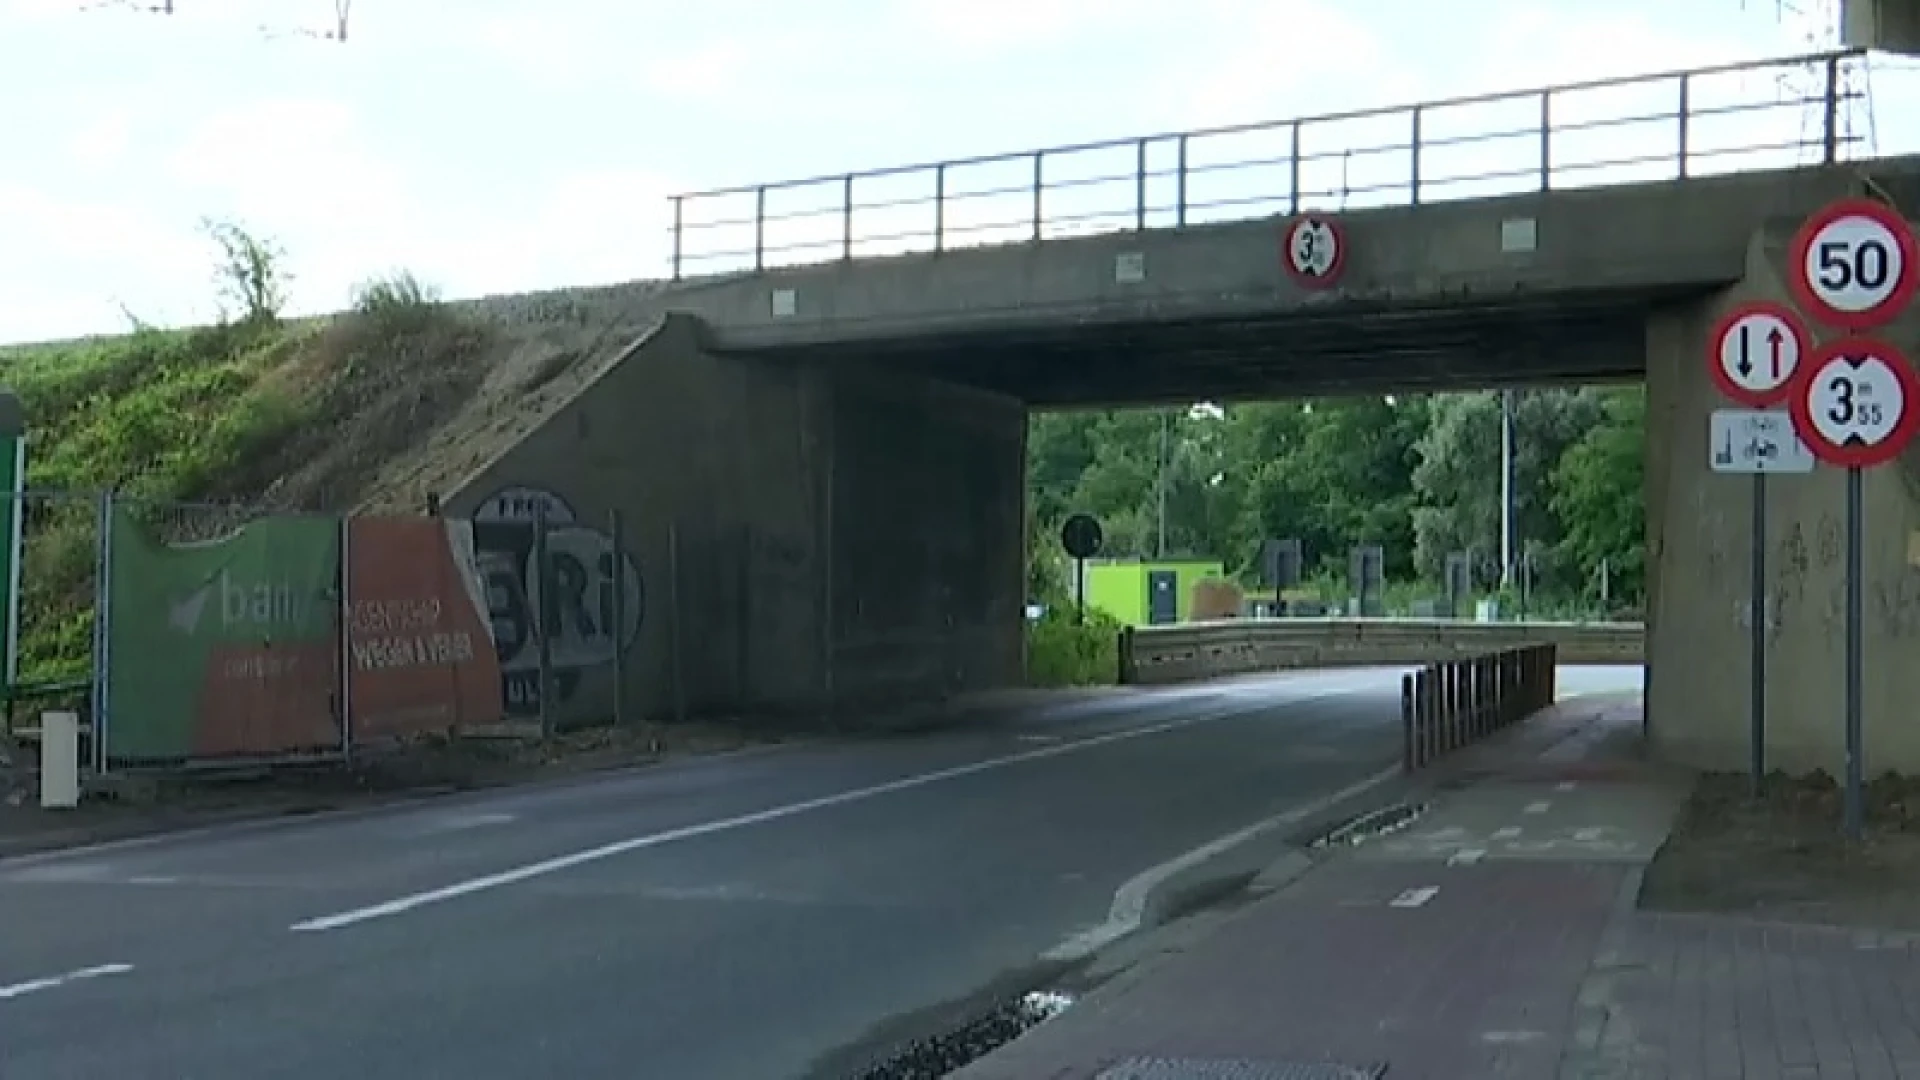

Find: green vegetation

[0,222,482,693]
[1027,387,1647,626]
[1025,607,1124,687]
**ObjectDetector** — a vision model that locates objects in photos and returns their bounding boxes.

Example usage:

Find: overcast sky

[1,0,1915,342]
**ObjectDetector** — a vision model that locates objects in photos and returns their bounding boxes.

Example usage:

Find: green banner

[105,506,340,762]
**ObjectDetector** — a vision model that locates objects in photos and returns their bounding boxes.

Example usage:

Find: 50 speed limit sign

[1788,338,1920,468]
[1787,198,1918,331]
[1282,214,1345,289]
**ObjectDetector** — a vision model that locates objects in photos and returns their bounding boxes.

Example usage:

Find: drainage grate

[1095,1058,1387,1080]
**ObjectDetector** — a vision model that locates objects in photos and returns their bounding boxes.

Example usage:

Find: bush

[1026,607,1123,687]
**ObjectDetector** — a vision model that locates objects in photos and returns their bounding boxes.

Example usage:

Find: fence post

[90,489,114,773]
[1676,73,1692,179]
[1288,122,1302,215]
[842,174,855,261]
[1405,668,1420,768]
[610,508,627,728]
[670,196,684,281]
[1135,138,1149,231]
[753,186,767,273]
[669,519,687,726]
[337,513,352,761]
[1031,152,1045,241]
[1409,105,1423,205]
[533,501,554,740]
[1822,53,1841,164]
[934,164,947,254]
[1176,133,1189,227]
[1538,90,1553,191]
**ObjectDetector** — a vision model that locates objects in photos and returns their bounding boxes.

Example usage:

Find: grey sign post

[1781,195,1920,841]
[1789,340,1919,841]
[1707,408,1814,795]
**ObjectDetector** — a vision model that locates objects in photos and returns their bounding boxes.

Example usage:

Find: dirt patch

[0,720,783,860]
[1641,770,1920,930]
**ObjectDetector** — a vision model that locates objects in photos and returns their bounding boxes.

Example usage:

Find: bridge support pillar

[1645,209,1920,773]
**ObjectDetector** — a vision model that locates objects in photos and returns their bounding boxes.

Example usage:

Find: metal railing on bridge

[667,49,1873,279]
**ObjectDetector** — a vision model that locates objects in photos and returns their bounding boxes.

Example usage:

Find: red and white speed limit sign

[1787,198,1918,331]
[1789,338,1920,468]
[1282,214,1345,289]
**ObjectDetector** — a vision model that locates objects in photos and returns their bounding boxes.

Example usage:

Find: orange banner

[345,517,501,741]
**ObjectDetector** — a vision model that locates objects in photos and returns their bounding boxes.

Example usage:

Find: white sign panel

[1712,308,1802,400]
[1285,218,1338,278]
[1800,212,1907,317]
[1709,409,1815,474]
[1804,352,1908,450]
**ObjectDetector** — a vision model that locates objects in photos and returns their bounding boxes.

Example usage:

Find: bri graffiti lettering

[472,486,643,716]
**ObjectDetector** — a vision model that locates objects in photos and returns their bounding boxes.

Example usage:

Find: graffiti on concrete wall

[472,486,644,716]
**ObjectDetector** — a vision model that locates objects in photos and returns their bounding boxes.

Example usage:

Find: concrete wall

[440,314,1027,728]
[666,162,1917,350]
[1845,0,1920,53]
[1646,214,1920,773]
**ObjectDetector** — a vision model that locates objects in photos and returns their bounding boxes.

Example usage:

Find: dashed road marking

[1555,781,1577,792]
[1446,848,1486,867]
[1523,801,1551,814]
[0,963,134,1002]
[1491,826,1522,840]
[1390,886,1439,908]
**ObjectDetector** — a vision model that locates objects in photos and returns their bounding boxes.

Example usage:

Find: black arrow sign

[1736,326,1752,377]
[1766,327,1784,379]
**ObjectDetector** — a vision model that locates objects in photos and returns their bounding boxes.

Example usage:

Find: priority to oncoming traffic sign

[1788,337,1920,469]
[1786,197,1918,331]
[1708,300,1806,407]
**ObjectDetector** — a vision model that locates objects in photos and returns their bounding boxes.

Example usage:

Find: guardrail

[1118,619,1641,686]
[668,49,1870,277]
[1403,644,1557,772]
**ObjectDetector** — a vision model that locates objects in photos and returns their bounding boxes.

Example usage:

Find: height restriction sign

[1787,197,1918,331]
[1788,338,1920,469]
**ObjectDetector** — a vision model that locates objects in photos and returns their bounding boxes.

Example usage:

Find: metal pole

[841,175,854,261]
[1538,90,1553,191]
[753,186,766,273]
[1031,152,1044,241]
[1155,411,1169,558]
[1409,106,1422,205]
[669,520,687,726]
[1822,54,1841,165]
[1750,474,1767,796]
[609,508,627,728]
[1676,74,1692,179]
[1074,558,1086,626]
[933,164,946,254]
[1135,138,1148,231]
[533,501,554,740]
[671,196,684,281]
[1500,389,1517,589]
[1175,134,1189,227]
[1288,123,1302,215]
[1844,465,1864,841]
[338,513,353,762]
[90,489,114,773]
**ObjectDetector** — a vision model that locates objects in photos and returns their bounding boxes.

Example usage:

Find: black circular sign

[1059,513,1103,560]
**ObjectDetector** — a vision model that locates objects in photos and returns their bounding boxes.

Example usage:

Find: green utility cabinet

[1083,559,1225,626]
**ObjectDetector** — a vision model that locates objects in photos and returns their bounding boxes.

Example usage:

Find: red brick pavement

[954,858,1628,1080]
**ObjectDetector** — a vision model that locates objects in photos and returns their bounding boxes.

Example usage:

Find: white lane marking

[1042,764,1401,962]
[1447,848,1486,867]
[1555,781,1577,792]
[1491,827,1522,840]
[0,963,134,1001]
[1524,801,1551,815]
[292,692,1355,933]
[1390,886,1439,908]
[1573,827,1606,842]
[1427,826,1465,840]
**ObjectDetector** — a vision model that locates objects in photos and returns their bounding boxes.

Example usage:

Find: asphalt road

[0,666,1632,1080]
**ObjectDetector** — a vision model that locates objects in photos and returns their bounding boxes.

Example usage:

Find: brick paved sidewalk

[955,857,1628,1080]
[958,693,1920,1080]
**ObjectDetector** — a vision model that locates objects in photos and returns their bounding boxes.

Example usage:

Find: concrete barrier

[1118,619,1642,685]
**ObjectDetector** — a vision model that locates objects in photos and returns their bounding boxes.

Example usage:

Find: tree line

[1026,386,1646,615]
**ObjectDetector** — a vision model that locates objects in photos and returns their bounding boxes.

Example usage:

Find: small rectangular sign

[1709,409,1815,474]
